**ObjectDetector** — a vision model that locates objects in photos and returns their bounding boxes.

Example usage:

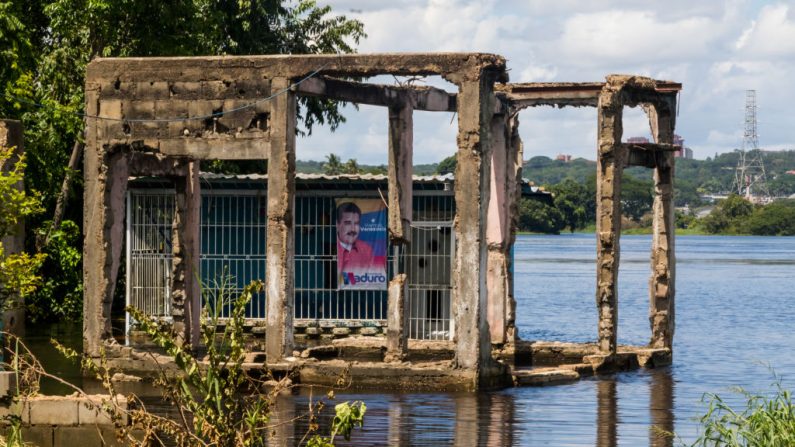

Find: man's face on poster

[337,211,361,246]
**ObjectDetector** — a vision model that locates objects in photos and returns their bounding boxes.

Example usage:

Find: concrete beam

[452,74,496,379]
[647,104,676,350]
[265,78,296,362]
[298,77,455,112]
[495,80,681,110]
[595,80,627,355]
[171,161,201,348]
[86,53,508,83]
[496,82,603,108]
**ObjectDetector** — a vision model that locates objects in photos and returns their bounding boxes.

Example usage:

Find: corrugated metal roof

[132,172,549,195]
[198,172,456,183]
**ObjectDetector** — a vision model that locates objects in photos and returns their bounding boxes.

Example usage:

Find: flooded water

[24,235,795,446]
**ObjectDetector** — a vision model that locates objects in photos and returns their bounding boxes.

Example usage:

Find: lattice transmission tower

[733,90,770,201]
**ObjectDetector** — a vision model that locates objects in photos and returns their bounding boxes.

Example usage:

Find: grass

[689,379,795,447]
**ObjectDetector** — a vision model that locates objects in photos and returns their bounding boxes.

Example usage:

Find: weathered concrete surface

[595,78,628,355]
[171,160,201,348]
[83,148,128,356]
[513,367,580,386]
[647,101,677,350]
[385,274,409,362]
[451,73,498,384]
[485,110,518,346]
[265,78,296,362]
[87,53,508,84]
[387,98,413,243]
[0,120,26,336]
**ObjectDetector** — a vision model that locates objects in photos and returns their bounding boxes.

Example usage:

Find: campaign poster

[335,198,388,290]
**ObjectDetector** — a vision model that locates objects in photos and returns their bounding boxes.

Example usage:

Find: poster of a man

[335,199,388,290]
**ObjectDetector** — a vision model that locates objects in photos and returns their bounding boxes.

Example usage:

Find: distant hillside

[298,149,795,204]
[523,150,795,204]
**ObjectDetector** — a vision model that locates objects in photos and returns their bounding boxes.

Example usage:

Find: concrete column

[83,82,129,355]
[385,274,409,362]
[486,111,511,345]
[647,102,676,349]
[505,115,523,342]
[266,78,297,362]
[452,76,495,374]
[387,99,413,243]
[595,83,626,355]
[171,160,201,348]
[385,99,413,362]
[0,120,25,336]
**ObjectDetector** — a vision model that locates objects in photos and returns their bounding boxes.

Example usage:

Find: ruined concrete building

[83,53,680,389]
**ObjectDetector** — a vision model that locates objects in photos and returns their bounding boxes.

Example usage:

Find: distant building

[626,136,649,144]
[555,154,572,162]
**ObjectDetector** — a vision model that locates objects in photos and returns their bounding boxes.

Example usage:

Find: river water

[24,235,795,446]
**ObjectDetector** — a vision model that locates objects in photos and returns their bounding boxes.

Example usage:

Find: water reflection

[266,370,675,446]
[649,370,674,447]
[596,379,617,447]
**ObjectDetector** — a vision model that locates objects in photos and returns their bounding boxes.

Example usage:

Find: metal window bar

[127,184,455,342]
[404,193,455,341]
[126,191,175,332]
[200,191,268,320]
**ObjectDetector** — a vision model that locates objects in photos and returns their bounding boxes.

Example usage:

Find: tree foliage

[549,179,590,232]
[0,147,44,306]
[0,0,365,321]
[517,197,564,234]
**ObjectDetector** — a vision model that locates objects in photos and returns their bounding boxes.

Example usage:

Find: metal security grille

[127,184,455,341]
[200,192,268,319]
[294,193,395,322]
[126,191,174,321]
[404,194,455,340]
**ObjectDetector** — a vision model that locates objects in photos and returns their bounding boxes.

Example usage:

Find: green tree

[697,194,755,234]
[549,179,589,232]
[517,197,565,234]
[436,155,456,175]
[343,158,360,174]
[323,153,343,175]
[1,0,365,321]
[745,200,795,236]
[620,174,653,222]
[0,148,44,309]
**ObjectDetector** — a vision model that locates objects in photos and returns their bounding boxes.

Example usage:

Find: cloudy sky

[298,0,795,164]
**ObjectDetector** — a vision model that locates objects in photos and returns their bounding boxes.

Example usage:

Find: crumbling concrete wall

[84,54,510,385]
[486,108,522,345]
[84,53,678,385]
[497,76,679,357]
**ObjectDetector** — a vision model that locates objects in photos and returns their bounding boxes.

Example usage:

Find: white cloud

[310,0,795,164]
[734,4,795,57]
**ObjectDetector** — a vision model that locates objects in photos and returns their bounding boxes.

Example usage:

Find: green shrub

[692,380,795,447]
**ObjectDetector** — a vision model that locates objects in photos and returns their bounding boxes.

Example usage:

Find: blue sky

[297,1,795,163]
